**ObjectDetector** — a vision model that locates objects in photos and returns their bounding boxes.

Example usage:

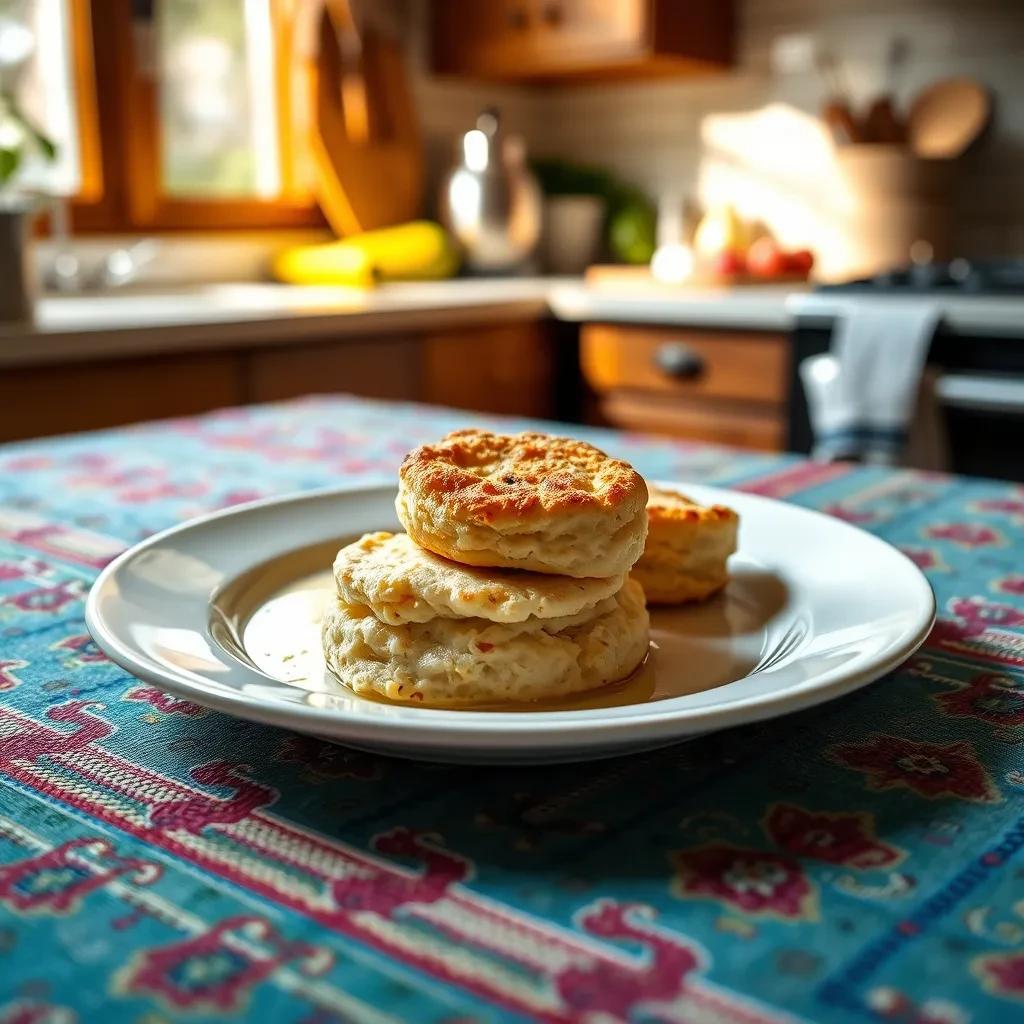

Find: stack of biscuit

[322,429,652,707]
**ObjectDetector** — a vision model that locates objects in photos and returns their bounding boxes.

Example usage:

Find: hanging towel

[799,301,942,466]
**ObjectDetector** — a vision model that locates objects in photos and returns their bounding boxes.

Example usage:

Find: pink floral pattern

[936,673,1024,728]
[995,575,1024,596]
[925,524,1005,549]
[974,952,1024,1002]
[973,491,1024,524]
[672,843,818,921]
[763,804,903,869]
[829,734,1000,804]
[899,546,948,572]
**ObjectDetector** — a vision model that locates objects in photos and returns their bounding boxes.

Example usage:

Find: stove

[788,261,1024,481]
[814,258,1024,296]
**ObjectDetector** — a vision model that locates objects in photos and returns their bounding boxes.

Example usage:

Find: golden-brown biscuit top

[399,429,647,525]
[646,485,738,527]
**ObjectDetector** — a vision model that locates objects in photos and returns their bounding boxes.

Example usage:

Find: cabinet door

[599,392,786,451]
[432,0,646,79]
[245,338,421,404]
[431,0,731,80]
[0,353,243,443]
[422,321,555,419]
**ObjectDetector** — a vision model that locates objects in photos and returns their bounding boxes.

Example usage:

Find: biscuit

[630,486,738,605]
[322,579,649,707]
[334,531,625,625]
[396,429,648,578]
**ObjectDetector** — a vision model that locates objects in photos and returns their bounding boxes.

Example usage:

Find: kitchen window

[9,0,322,230]
[0,0,101,200]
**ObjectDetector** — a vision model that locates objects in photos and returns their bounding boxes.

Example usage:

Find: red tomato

[746,237,786,278]
[714,249,746,276]
[786,249,816,275]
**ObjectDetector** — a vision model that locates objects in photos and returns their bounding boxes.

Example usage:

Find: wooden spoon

[863,37,908,143]
[816,48,862,144]
[908,77,990,158]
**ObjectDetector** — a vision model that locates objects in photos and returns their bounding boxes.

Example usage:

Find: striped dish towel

[800,301,942,466]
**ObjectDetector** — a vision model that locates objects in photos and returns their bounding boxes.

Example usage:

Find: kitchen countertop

[0,279,557,367]
[3,276,1024,366]
[547,280,799,330]
[788,291,1024,338]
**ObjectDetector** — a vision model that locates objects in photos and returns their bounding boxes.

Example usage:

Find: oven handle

[936,374,1024,414]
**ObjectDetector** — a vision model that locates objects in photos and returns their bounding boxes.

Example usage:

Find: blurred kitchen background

[2,0,1023,478]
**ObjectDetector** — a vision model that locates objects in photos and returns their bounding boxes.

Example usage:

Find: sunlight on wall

[697,102,854,279]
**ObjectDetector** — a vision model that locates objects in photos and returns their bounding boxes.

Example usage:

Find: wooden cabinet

[0,320,557,443]
[431,0,733,82]
[580,323,789,451]
[423,321,554,418]
[247,337,422,405]
[0,353,244,443]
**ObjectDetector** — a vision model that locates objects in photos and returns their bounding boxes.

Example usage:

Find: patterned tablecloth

[0,395,1022,1024]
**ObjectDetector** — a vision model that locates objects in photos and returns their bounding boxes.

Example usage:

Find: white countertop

[0,279,556,366]
[2,276,1023,367]
[548,281,798,331]
[788,292,1024,338]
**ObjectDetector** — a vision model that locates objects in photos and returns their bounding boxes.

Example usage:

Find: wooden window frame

[71,0,323,232]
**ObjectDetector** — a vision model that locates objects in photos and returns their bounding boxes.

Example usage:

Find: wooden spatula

[908,77,991,159]
[301,0,423,235]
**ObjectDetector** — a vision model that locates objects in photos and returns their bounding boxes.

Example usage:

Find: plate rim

[85,480,936,749]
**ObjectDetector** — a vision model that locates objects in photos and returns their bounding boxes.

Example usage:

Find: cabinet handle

[506,5,528,28]
[542,2,563,25]
[653,343,705,380]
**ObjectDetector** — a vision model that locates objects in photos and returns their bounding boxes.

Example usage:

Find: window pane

[156,0,280,198]
[0,0,80,195]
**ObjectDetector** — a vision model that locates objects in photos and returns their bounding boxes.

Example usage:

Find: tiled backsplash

[414,0,1024,264]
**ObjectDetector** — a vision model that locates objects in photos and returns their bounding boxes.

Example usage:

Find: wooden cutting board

[302,0,423,235]
[584,265,810,290]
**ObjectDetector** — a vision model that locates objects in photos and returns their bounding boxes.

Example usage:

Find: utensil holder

[835,146,957,277]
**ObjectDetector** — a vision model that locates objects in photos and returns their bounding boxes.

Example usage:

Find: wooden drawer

[596,391,785,451]
[580,324,788,404]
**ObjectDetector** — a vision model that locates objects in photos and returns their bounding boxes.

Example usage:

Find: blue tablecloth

[0,395,1022,1023]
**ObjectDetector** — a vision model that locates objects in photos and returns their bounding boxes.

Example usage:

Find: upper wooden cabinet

[430,0,733,82]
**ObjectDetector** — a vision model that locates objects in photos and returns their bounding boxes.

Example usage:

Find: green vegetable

[609,199,657,265]
[530,158,657,264]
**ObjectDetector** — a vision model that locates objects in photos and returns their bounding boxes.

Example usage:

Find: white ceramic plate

[86,482,935,764]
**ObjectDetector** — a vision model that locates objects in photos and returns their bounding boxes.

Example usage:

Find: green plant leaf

[3,92,57,165]
[26,123,56,162]
[0,147,21,186]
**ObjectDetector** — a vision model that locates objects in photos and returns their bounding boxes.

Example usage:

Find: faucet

[95,238,160,289]
[45,198,160,291]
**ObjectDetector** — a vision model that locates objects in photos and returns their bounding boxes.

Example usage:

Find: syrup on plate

[213,539,785,713]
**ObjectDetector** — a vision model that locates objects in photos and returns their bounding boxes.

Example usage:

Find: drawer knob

[653,343,705,380]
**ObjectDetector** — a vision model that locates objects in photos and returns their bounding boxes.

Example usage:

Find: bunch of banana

[272,221,460,288]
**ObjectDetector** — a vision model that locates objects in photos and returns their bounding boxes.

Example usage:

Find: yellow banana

[272,221,459,287]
